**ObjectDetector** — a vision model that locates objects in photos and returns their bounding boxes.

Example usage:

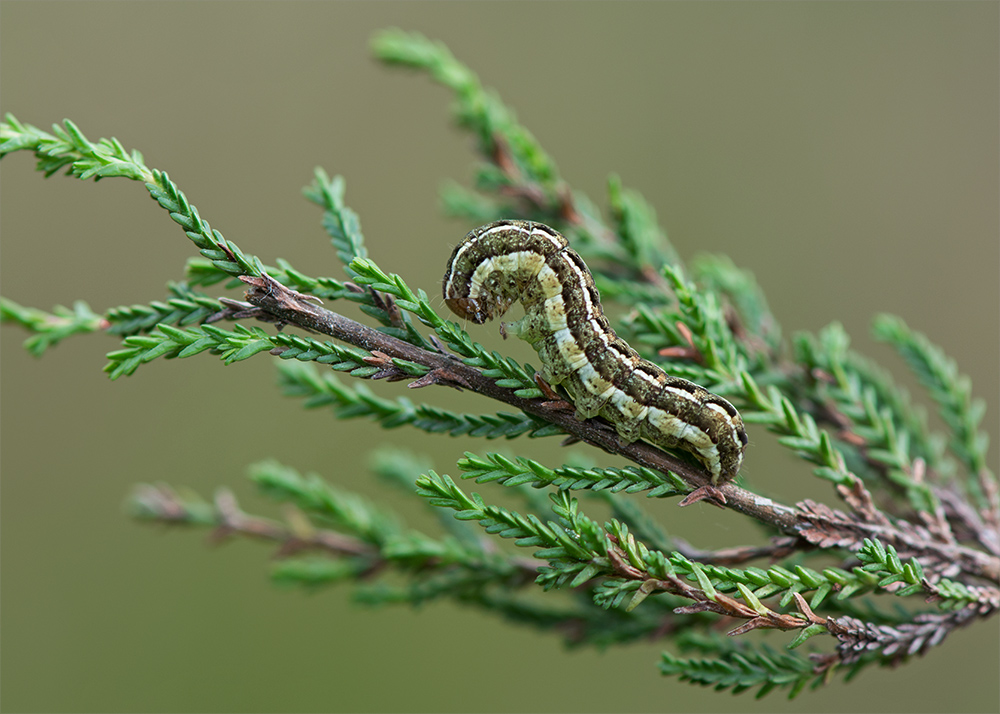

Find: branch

[241,274,794,516]
[132,484,375,559]
[241,272,1000,585]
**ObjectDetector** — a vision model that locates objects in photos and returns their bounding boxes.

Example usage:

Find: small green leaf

[787,624,828,649]
[225,338,274,364]
[690,562,717,600]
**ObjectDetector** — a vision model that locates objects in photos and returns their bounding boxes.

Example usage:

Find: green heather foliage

[2,29,997,699]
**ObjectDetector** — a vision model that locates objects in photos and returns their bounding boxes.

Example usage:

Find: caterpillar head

[445,295,490,324]
[443,220,565,325]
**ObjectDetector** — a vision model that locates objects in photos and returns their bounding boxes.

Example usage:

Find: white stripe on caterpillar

[443,220,748,485]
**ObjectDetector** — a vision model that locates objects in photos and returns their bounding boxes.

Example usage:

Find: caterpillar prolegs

[442,220,748,488]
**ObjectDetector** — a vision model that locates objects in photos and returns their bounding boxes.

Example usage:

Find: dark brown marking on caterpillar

[443,220,748,485]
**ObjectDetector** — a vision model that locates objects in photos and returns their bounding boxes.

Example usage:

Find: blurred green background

[2,2,997,712]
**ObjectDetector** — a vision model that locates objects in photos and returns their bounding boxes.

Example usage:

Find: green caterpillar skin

[443,220,748,485]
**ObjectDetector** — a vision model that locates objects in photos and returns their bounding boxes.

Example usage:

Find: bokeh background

[2,2,997,712]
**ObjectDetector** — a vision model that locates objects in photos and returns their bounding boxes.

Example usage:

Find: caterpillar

[442,220,748,488]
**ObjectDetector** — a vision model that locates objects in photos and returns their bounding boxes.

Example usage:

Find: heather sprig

[2,29,995,701]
